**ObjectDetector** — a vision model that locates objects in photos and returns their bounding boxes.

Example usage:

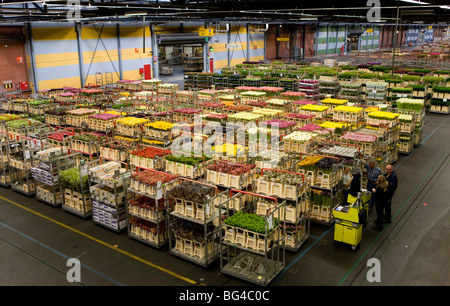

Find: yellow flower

[333,105,364,113]
[320,121,347,129]
[116,117,149,126]
[367,111,400,120]
[146,121,173,131]
[300,104,329,112]
[321,98,348,105]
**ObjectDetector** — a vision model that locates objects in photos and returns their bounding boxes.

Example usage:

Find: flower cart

[115,116,149,138]
[8,137,39,197]
[125,168,179,248]
[172,108,203,123]
[60,159,93,219]
[88,159,130,232]
[299,104,330,119]
[164,153,208,179]
[129,145,171,171]
[32,146,77,207]
[167,179,224,267]
[219,190,286,286]
[282,130,317,153]
[332,105,364,123]
[205,160,257,190]
[65,108,99,128]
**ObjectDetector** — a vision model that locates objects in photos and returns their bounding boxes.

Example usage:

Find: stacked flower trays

[125,167,180,249]
[129,146,171,172]
[205,160,256,191]
[295,154,341,226]
[0,136,14,187]
[339,83,363,104]
[8,138,38,197]
[430,85,450,114]
[88,159,130,232]
[365,82,388,105]
[395,98,426,147]
[115,116,149,139]
[167,179,224,267]
[298,79,320,101]
[60,160,92,219]
[219,190,286,286]
[318,79,340,99]
[255,169,310,251]
[65,108,99,128]
[32,147,76,207]
[282,130,318,154]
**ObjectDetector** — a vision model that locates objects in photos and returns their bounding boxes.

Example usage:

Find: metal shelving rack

[254,168,310,252]
[61,158,93,219]
[0,133,14,187]
[125,166,178,249]
[167,178,226,267]
[8,138,38,197]
[294,153,342,227]
[219,189,286,286]
[88,159,131,232]
[32,146,77,207]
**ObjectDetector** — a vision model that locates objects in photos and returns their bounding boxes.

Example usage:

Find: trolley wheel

[352,245,357,251]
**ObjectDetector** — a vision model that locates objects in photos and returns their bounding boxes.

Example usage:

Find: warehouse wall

[265,24,316,60]
[0,26,29,93]
[316,25,347,55]
[28,22,153,91]
[209,24,265,71]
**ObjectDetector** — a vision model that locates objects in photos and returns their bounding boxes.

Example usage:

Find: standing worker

[341,167,353,205]
[384,164,398,224]
[364,159,382,213]
[371,175,390,231]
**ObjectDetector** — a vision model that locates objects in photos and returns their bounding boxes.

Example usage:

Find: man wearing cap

[384,164,398,224]
[364,159,382,212]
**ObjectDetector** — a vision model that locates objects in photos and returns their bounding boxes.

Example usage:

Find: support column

[25,22,38,93]
[150,23,159,79]
[203,22,209,73]
[227,24,231,67]
[75,22,85,88]
[246,23,250,62]
[116,23,123,80]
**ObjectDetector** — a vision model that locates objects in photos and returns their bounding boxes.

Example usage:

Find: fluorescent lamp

[440,6,450,10]
[400,0,430,4]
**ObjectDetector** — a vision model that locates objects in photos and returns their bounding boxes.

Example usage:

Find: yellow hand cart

[332,191,370,250]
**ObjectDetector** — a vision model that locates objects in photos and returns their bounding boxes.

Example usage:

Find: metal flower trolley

[125,166,179,249]
[255,168,310,252]
[60,156,93,219]
[88,158,131,232]
[219,189,286,286]
[8,137,39,197]
[31,146,78,207]
[167,178,226,267]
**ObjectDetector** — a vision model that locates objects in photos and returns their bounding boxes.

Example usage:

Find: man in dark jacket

[384,164,398,224]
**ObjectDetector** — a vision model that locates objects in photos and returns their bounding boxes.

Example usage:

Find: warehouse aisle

[0,113,449,287]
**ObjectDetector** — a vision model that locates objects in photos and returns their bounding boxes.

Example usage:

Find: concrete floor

[0,112,449,288]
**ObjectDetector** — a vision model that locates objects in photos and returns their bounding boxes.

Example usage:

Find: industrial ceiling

[0,0,449,25]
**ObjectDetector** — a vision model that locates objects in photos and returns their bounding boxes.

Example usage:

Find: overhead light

[124,12,147,16]
[440,6,450,10]
[399,0,430,4]
[402,9,434,15]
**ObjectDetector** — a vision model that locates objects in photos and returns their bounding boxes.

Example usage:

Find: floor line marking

[0,195,197,285]
[0,221,124,286]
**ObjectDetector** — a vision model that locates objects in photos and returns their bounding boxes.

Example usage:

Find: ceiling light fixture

[439,5,450,10]
[399,0,430,4]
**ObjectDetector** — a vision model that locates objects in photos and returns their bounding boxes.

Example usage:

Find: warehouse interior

[0,0,449,291]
